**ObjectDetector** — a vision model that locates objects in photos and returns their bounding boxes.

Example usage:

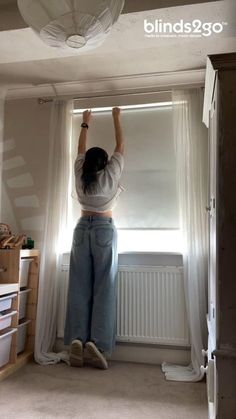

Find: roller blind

[71,105,179,230]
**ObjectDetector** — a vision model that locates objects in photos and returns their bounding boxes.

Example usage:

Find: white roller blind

[72,105,179,230]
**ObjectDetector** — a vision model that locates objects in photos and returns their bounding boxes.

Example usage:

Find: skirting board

[111,343,191,365]
[55,339,191,366]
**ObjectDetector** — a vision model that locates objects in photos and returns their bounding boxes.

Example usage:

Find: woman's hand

[83,109,92,124]
[112,107,121,119]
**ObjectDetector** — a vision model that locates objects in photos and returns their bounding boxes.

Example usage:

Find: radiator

[57,264,189,347]
[116,266,189,346]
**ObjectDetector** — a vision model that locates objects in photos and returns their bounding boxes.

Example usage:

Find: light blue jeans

[64,216,118,354]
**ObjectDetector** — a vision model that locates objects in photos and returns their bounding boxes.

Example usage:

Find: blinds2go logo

[144,19,227,37]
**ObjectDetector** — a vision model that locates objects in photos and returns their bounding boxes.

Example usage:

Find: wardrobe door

[208,76,218,350]
[207,76,219,419]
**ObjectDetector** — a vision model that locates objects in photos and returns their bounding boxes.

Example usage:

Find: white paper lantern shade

[17,0,125,49]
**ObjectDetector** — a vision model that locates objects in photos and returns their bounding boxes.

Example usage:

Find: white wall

[2,98,52,248]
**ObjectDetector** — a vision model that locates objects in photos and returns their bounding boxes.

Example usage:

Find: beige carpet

[0,361,207,419]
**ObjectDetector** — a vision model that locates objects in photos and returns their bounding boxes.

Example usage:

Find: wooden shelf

[0,249,39,380]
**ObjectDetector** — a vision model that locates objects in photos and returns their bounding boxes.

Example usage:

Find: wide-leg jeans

[64,216,118,354]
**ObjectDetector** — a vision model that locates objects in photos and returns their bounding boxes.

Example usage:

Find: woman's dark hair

[81,147,108,194]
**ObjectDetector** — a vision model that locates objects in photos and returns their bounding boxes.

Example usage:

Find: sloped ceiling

[0,0,235,89]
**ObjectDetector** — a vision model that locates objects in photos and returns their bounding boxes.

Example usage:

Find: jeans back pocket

[95,227,113,247]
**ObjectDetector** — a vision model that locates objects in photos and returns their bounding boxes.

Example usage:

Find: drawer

[0,284,19,296]
[0,310,17,331]
[19,289,31,320]
[0,328,17,368]
[0,293,17,312]
[19,258,34,288]
[17,320,31,354]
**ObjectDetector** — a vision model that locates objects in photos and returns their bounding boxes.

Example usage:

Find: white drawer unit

[0,248,40,381]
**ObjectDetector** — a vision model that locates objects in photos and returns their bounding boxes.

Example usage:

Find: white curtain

[162,88,208,381]
[0,86,7,220]
[34,99,73,365]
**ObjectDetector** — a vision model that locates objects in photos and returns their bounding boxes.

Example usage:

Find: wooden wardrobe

[203,52,236,419]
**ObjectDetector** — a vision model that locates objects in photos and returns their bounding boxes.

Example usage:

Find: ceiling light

[17,0,124,50]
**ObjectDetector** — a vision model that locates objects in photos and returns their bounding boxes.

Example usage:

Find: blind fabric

[72,106,179,229]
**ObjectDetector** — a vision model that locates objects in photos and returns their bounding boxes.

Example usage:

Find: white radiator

[57,264,189,347]
[117,266,189,346]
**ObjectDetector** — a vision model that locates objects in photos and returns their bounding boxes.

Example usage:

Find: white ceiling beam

[122,0,222,13]
[6,69,205,100]
[0,0,222,31]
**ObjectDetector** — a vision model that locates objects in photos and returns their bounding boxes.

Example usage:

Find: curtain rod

[38,85,204,104]
[38,89,172,105]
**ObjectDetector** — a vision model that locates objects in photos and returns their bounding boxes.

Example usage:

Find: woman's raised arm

[78,109,92,154]
[112,107,124,155]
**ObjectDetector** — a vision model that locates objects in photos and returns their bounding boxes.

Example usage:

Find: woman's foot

[85,341,108,370]
[69,339,83,367]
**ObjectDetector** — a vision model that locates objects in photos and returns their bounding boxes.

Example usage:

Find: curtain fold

[0,86,7,220]
[34,99,73,365]
[162,88,208,381]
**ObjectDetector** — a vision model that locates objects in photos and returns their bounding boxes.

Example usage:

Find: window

[69,98,181,253]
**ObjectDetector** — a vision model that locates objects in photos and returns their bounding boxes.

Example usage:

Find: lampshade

[17,0,124,49]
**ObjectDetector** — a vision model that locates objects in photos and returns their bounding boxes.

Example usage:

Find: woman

[64,107,124,370]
